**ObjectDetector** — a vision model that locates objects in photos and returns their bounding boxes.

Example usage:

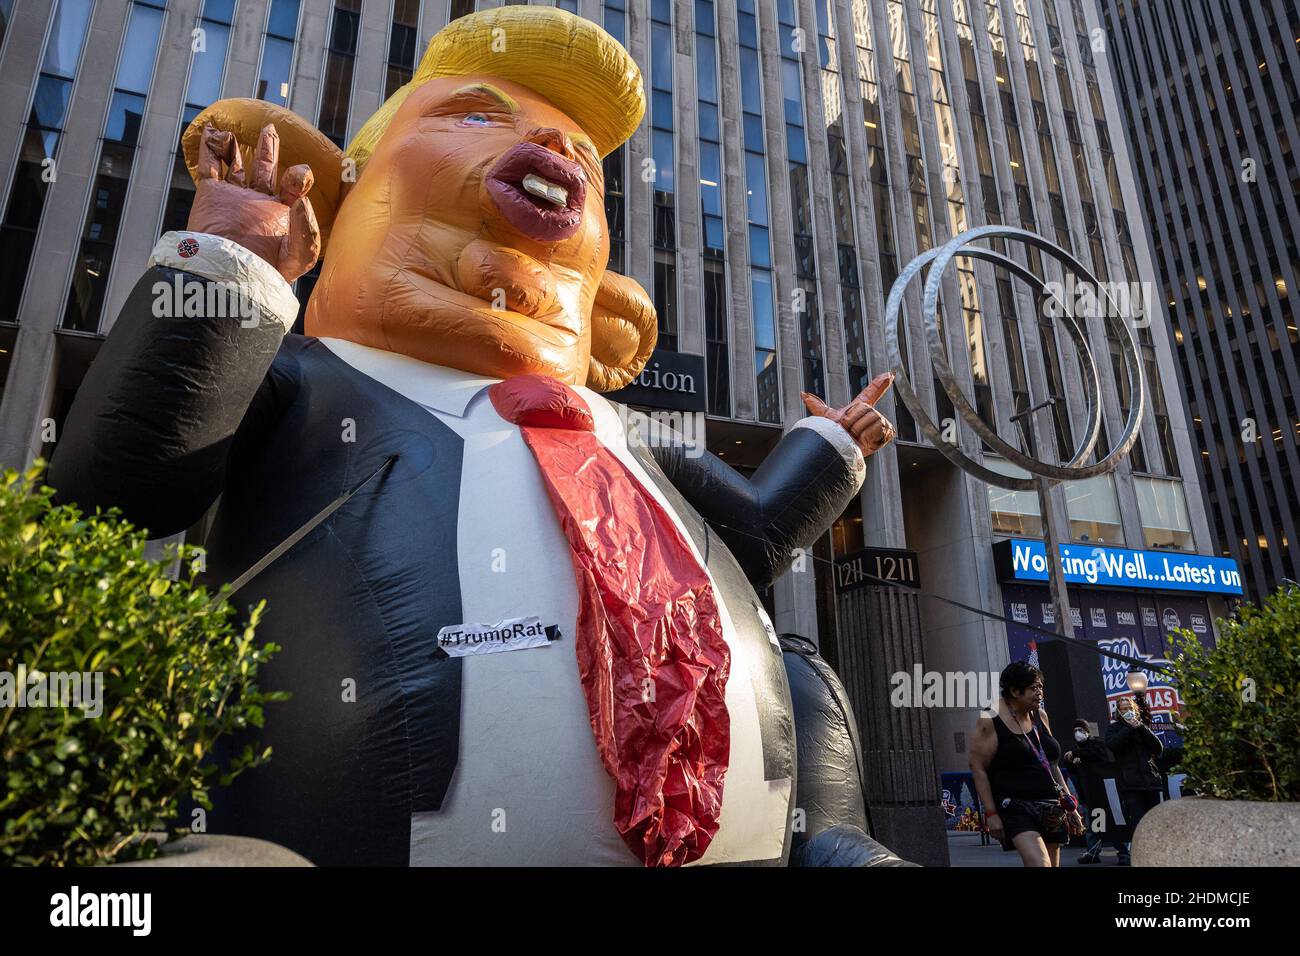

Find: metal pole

[1035,475,1076,640]
[1012,400,1076,640]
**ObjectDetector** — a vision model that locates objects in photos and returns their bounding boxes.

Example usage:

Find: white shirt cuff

[148,231,299,332]
[793,415,866,487]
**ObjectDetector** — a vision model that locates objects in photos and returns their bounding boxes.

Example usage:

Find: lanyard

[1016,712,1055,782]
[1017,713,1077,812]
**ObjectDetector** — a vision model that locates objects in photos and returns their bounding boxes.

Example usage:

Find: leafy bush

[1169,585,1300,802]
[0,464,285,865]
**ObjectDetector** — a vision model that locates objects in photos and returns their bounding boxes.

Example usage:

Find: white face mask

[1074,730,1088,742]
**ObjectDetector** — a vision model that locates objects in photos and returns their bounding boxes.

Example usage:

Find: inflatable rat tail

[780,634,913,867]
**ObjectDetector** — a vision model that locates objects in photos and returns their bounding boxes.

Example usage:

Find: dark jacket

[1106,717,1164,792]
[1067,735,1116,811]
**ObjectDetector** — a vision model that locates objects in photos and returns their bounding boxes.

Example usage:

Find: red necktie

[489,374,730,867]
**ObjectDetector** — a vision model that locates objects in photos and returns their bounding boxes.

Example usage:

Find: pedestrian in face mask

[1105,696,1166,864]
[1062,720,1128,864]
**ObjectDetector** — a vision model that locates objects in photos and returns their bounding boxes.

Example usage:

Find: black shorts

[999,800,1068,850]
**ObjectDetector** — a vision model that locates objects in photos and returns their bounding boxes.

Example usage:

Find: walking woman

[970,661,1084,866]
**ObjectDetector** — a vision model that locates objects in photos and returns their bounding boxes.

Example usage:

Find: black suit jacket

[50,258,874,865]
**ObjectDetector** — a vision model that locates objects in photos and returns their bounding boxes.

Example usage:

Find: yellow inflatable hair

[346,7,645,171]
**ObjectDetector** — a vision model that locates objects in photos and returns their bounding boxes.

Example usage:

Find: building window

[1108,333,1147,473]
[1142,343,1180,476]
[697,0,727,415]
[852,0,906,423]
[987,0,1086,462]
[653,250,677,351]
[922,0,994,430]
[1036,301,1075,459]
[888,0,930,257]
[996,276,1031,416]
[650,0,676,351]
[160,1,236,239]
[1065,473,1124,545]
[602,0,624,44]
[752,270,780,423]
[704,259,729,416]
[1136,476,1194,551]
[739,0,778,423]
[188,1,236,108]
[257,0,301,106]
[450,0,474,21]
[985,457,1043,538]
[889,0,936,443]
[601,1,626,274]
[298,0,362,320]
[385,0,420,100]
[0,0,95,322]
[603,149,625,275]
[779,0,824,398]
[319,0,362,148]
[62,0,166,334]
[829,6,865,396]
[831,495,865,557]
[0,0,15,49]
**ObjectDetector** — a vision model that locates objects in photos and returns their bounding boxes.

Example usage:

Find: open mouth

[485,142,587,243]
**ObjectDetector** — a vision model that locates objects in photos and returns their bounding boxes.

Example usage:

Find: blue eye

[460,112,491,127]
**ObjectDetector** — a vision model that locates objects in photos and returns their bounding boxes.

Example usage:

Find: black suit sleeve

[648,418,865,589]
[49,257,296,538]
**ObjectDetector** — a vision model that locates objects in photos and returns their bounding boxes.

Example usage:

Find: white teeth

[522,173,569,206]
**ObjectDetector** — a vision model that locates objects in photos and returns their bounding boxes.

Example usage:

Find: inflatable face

[179,6,655,390]
[307,75,614,385]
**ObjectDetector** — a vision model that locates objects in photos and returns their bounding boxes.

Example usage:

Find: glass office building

[1097,0,1300,604]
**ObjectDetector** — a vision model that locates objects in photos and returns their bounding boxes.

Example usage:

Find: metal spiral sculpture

[884,225,1148,491]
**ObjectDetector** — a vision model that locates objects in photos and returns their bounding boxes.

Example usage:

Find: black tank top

[988,709,1062,803]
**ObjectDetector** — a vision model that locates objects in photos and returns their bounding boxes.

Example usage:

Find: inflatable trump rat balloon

[50,8,906,867]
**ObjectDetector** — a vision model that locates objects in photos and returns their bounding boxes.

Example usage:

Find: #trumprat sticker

[437,616,552,657]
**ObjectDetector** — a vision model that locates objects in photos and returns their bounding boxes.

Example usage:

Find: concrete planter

[1132,797,1300,866]
[113,834,313,867]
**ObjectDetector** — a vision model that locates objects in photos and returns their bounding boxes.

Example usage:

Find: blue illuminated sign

[996,539,1244,595]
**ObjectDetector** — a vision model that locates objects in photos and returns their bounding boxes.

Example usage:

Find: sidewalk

[946,830,1131,867]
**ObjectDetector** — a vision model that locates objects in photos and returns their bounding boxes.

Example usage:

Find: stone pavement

[946,830,1132,867]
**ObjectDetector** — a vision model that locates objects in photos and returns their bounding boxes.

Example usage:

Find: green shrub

[0,464,285,865]
[1169,585,1300,802]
